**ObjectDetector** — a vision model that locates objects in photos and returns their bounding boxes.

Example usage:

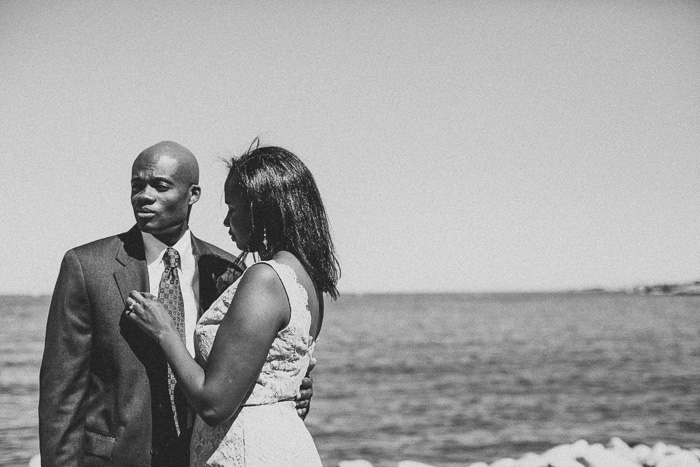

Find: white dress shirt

[141,230,200,357]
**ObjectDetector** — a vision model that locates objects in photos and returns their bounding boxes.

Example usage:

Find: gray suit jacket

[39,226,239,467]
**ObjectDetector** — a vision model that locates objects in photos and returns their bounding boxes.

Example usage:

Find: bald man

[39,142,312,467]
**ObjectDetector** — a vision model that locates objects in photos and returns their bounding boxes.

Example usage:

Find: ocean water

[1,293,699,467]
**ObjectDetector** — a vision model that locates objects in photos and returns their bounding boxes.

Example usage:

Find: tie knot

[164,248,181,269]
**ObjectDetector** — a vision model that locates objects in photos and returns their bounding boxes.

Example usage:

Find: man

[39,142,312,466]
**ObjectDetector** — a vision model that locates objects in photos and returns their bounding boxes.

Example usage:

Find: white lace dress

[190,260,322,467]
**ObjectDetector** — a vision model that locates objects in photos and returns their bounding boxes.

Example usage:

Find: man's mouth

[135,209,156,218]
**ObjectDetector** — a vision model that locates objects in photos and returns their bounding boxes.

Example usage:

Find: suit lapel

[191,234,212,317]
[191,234,236,314]
[114,226,148,306]
[111,230,216,312]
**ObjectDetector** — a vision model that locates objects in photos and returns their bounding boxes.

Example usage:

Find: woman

[126,143,339,466]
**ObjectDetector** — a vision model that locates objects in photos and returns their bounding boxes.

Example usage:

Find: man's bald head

[130,141,202,246]
[133,141,200,185]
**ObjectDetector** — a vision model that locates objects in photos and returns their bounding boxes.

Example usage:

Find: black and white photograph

[1,1,699,466]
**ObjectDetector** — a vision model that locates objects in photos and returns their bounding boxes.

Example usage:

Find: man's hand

[295,357,316,420]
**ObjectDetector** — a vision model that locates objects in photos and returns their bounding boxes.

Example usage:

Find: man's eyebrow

[150,176,174,184]
[130,175,174,183]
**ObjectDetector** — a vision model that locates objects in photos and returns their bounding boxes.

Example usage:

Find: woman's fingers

[124,291,175,339]
[128,290,146,303]
[125,291,151,320]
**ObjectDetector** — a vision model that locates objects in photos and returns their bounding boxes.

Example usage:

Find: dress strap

[257,260,310,332]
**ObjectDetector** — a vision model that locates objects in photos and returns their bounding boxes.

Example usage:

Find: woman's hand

[126,290,205,415]
[125,291,178,344]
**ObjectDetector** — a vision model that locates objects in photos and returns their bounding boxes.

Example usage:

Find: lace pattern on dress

[191,259,320,467]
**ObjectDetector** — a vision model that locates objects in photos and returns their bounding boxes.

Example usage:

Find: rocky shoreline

[585,279,700,296]
[338,438,700,467]
[27,437,700,466]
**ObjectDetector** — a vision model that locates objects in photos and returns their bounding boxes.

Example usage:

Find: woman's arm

[128,262,289,426]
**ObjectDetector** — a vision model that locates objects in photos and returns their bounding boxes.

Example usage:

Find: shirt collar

[141,230,193,268]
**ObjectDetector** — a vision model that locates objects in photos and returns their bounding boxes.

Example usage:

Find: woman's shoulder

[269,251,320,317]
[268,251,309,280]
[238,260,285,292]
[236,254,305,305]
[228,261,291,328]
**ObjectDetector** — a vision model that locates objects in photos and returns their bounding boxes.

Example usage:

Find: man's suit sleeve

[39,249,92,466]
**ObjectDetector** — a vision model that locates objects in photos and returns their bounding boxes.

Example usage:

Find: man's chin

[135,219,154,232]
[135,220,165,237]
[137,224,188,246]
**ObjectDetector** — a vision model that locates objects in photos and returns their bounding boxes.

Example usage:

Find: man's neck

[151,225,189,247]
[141,229,192,265]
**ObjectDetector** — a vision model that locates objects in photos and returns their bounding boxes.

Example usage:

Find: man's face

[130,153,200,245]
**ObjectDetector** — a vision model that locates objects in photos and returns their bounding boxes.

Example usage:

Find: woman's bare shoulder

[270,251,313,288]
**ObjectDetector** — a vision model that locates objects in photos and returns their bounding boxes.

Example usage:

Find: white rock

[571,440,590,457]
[541,444,586,467]
[543,443,576,460]
[656,451,700,467]
[28,455,41,467]
[692,449,700,459]
[579,444,639,467]
[607,437,631,451]
[648,442,672,465]
[606,437,635,460]
[667,445,684,455]
[397,462,436,467]
[545,458,585,467]
[606,440,639,464]
[632,444,652,465]
[653,442,670,455]
[514,452,548,467]
[490,458,516,467]
[339,461,374,467]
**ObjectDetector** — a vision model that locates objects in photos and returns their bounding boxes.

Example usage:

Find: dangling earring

[247,201,256,254]
[262,227,269,251]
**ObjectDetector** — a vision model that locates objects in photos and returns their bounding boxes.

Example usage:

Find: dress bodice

[190,259,322,467]
[194,259,315,406]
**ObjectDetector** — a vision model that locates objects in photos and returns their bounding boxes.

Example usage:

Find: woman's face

[223,190,252,251]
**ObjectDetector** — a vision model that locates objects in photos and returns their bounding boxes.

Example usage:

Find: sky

[2,1,700,295]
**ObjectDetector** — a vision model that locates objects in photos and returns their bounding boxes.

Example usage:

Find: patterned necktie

[159,247,186,435]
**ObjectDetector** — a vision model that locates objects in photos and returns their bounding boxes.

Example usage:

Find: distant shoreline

[5,281,700,303]
[581,280,700,296]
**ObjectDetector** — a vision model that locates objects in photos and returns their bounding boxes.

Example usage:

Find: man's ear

[189,185,201,205]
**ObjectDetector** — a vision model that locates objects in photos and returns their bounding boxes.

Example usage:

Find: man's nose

[134,186,156,203]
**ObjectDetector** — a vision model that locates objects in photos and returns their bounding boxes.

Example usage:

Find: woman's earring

[263,227,269,251]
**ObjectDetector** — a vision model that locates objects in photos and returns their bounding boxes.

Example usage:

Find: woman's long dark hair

[225,142,340,299]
